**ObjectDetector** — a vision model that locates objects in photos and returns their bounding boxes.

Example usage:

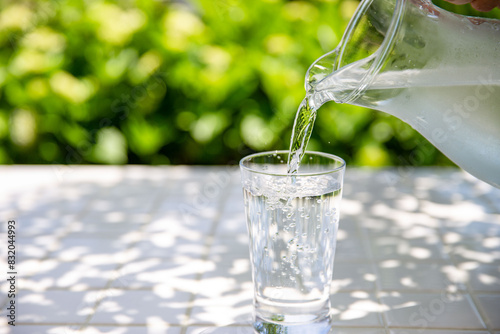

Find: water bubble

[324,228,330,234]
[282,272,287,276]
[289,276,296,281]
[317,199,322,204]
[316,225,321,229]
[289,223,296,228]
[302,233,307,237]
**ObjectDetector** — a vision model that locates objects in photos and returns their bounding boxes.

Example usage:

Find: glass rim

[239,150,346,177]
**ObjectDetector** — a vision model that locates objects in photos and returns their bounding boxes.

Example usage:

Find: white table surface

[0,165,499,334]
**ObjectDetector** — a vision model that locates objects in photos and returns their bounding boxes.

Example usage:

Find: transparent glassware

[240,151,345,334]
[306,0,500,188]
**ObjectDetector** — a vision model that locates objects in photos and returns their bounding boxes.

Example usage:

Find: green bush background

[0,0,498,165]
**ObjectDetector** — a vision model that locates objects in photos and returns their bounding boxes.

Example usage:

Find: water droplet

[316,225,321,229]
[289,275,296,281]
[302,233,307,237]
[324,228,330,234]
[289,223,296,228]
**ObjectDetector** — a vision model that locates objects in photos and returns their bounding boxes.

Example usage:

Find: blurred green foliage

[0,0,498,165]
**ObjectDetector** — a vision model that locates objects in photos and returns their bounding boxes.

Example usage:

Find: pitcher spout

[305,48,340,93]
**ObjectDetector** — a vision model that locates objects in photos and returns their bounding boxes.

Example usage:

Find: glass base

[253,314,333,334]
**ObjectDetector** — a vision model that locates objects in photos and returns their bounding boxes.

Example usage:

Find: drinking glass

[240,150,345,334]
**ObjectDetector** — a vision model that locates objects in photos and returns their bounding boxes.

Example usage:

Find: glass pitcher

[305,0,500,188]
